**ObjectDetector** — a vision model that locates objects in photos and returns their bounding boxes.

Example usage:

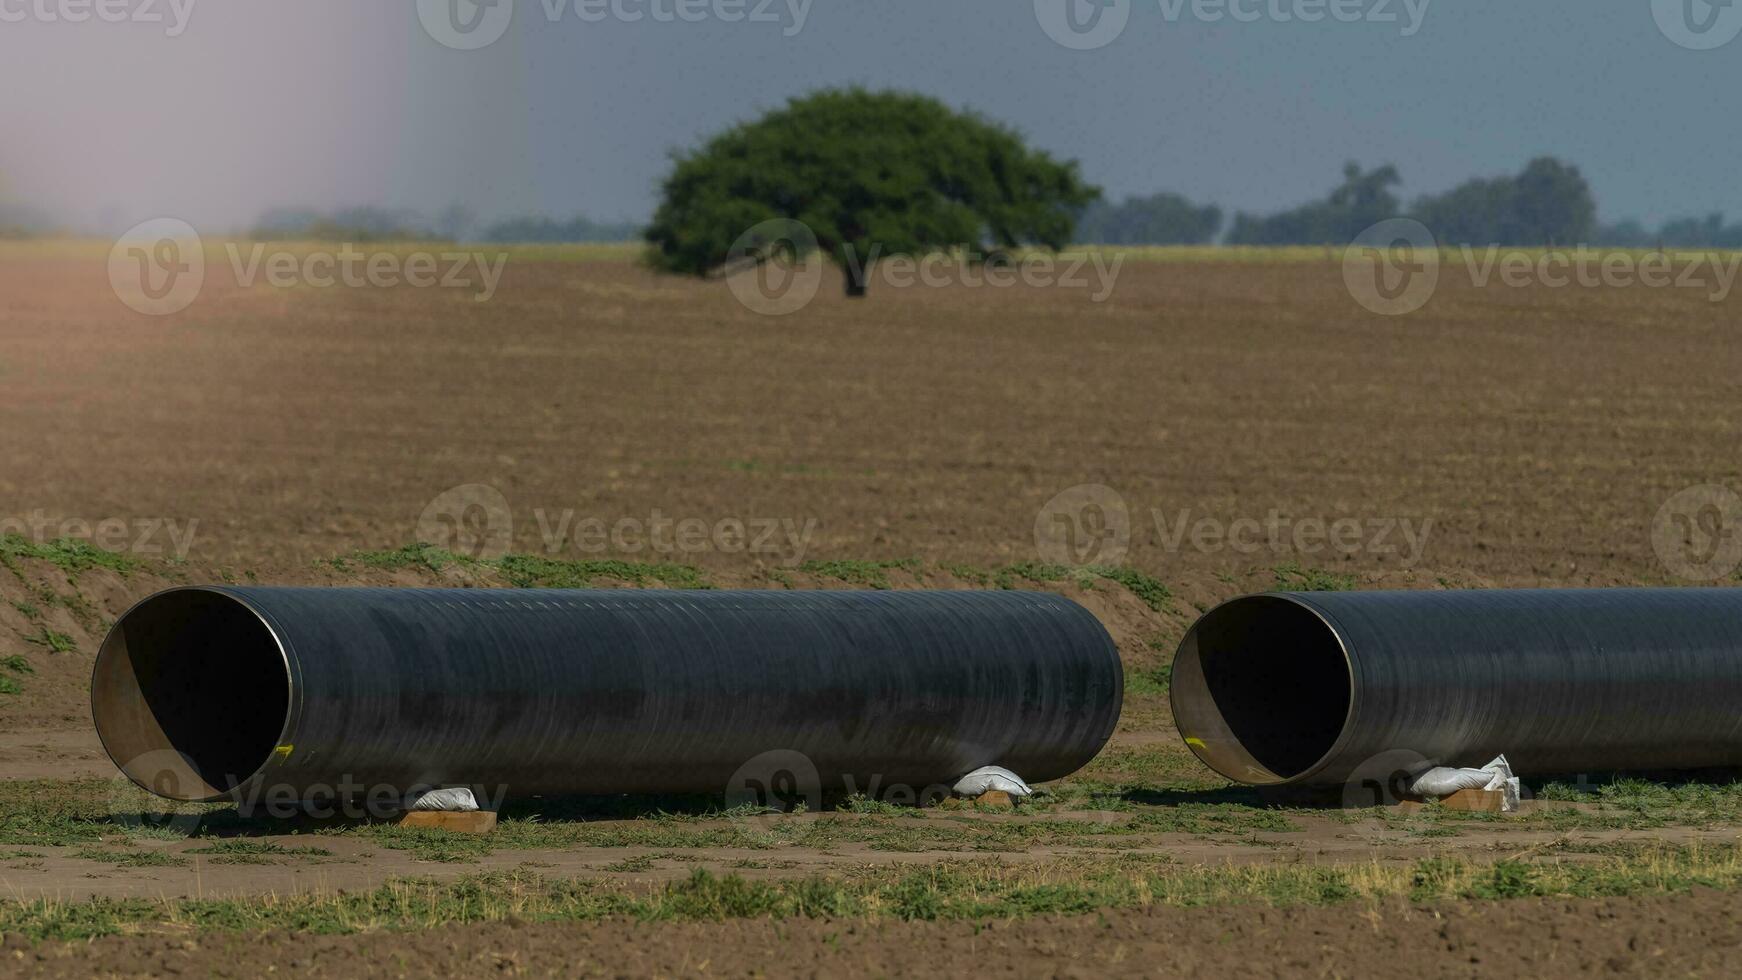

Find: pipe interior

[92,590,289,801]
[1171,596,1352,784]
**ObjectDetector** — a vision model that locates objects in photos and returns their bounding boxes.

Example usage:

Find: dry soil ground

[3,242,1742,976]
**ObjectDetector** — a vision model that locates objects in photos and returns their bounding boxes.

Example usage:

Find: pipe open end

[92,589,290,802]
[1170,595,1353,785]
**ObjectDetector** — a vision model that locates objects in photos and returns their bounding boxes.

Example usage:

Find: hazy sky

[2,0,1738,232]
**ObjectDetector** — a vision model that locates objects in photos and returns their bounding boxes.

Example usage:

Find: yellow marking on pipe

[272,744,294,760]
[1184,737,1205,748]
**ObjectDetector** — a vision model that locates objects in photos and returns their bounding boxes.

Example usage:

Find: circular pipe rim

[1168,591,1360,787]
[91,586,294,803]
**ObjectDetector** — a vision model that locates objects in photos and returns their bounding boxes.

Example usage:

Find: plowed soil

[2,244,1730,584]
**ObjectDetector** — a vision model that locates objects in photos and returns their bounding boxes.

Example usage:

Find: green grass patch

[323,543,709,590]
[948,561,1172,612]
[1081,566,1172,612]
[5,845,1742,941]
[372,827,495,864]
[1124,666,1171,697]
[0,535,140,579]
[940,562,991,586]
[325,542,469,575]
[72,847,188,868]
[185,840,334,864]
[601,853,665,873]
[798,559,923,590]
[987,561,1071,589]
[493,554,708,590]
[0,675,20,695]
[24,627,75,654]
[0,780,211,846]
[1272,561,1356,592]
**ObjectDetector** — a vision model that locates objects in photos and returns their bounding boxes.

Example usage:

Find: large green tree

[644,89,1099,297]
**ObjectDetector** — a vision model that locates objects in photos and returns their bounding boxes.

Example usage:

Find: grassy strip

[322,544,1174,611]
[323,544,709,590]
[5,845,1742,941]
[797,559,923,590]
[1272,560,1356,592]
[0,534,140,579]
[943,561,1173,612]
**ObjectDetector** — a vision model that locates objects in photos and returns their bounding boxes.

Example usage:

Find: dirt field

[15,888,1742,978]
[3,241,1732,585]
[3,242,1742,975]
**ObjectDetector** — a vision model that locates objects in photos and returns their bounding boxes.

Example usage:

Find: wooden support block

[1436,788,1506,813]
[397,810,498,833]
[1396,789,1510,814]
[975,790,1016,809]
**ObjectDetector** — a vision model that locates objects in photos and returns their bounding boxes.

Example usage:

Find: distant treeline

[1076,193,1223,245]
[478,215,641,243]
[249,206,460,242]
[1081,158,1742,249]
[3,167,1737,248]
[246,207,640,244]
[0,201,55,239]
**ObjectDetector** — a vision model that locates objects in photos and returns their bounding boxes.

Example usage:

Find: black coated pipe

[93,587,1121,803]
[1171,589,1742,787]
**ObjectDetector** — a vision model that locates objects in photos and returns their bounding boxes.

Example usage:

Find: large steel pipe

[1171,589,1742,786]
[93,587,1121,803]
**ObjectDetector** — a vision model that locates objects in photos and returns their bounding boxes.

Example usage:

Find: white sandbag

[952,766,1034,799]
[1407,766,1492,797]
[408,787,480,812]
[1406,755,1520,812]
[1481,755,1522,813]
